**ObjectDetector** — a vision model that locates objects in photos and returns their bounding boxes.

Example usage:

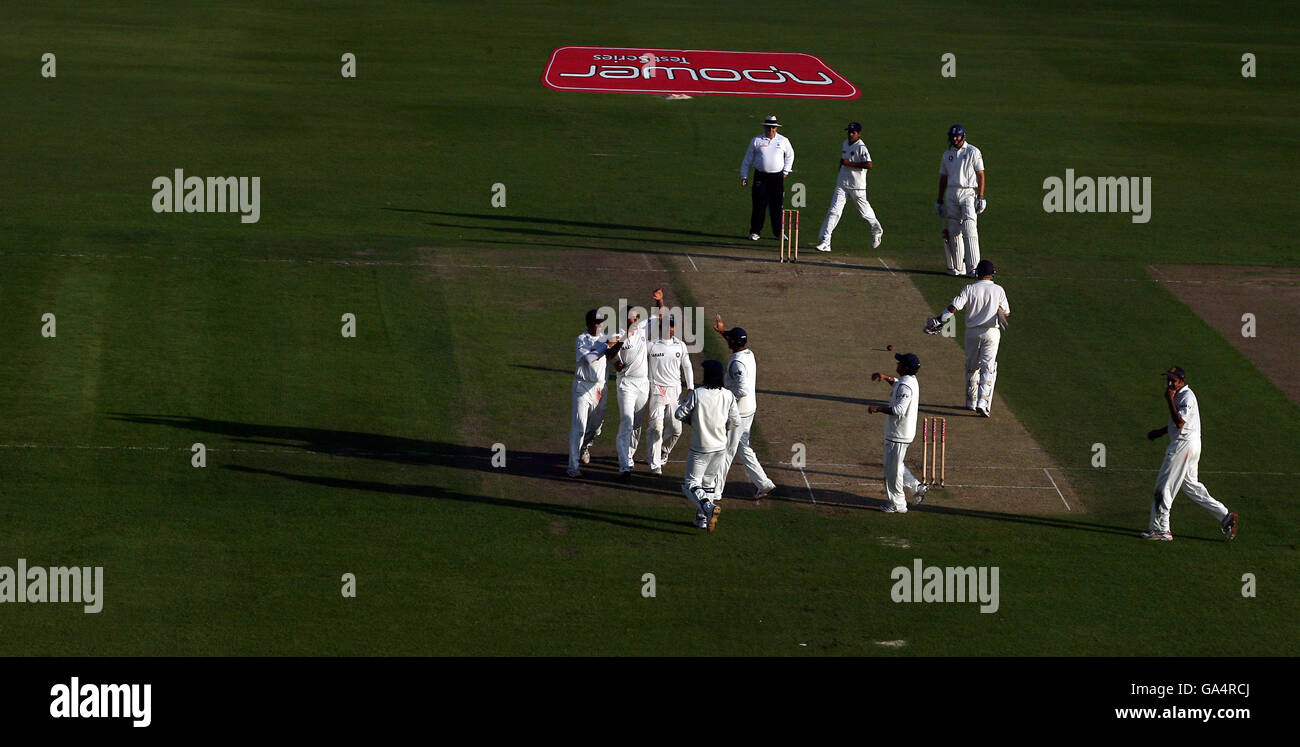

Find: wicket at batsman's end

[922,416,946,487]
[780,209,799,263]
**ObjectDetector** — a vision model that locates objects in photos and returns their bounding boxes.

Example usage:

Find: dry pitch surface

[434,241,1079,520]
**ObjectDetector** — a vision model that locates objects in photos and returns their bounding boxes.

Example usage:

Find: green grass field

[1,1,1296,655]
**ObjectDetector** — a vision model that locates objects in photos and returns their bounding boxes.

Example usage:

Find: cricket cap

[1163,365,1187,380]
[845,122,862,132]
[895,352,921,374]
[585,309,605,326]
[724,327,748,345]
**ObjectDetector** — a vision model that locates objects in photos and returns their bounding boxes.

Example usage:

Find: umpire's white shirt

[741,133,794,176]
[884,375,919,443]
[1168,386,1202,443]
[950,279,1010,328]
[725,349,758,416]
[675,388,740,453]
[837,139,872,190]
[940,142,985,188]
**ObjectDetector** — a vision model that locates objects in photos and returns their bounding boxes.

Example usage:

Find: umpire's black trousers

[750,170,785,237]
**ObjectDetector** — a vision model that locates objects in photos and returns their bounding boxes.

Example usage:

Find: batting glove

[976,197,987,214]
[934,202,944,216]
[924,317,942,335]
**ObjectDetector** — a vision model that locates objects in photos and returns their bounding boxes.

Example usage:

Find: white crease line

[1043,467,1070,511]
[877,256,895,275]
[807,480,1060,491]
[687,255,699,272]
[798,466,816,505]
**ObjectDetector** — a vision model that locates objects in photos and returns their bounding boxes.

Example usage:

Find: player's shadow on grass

[224,465,692,535]
[107,413,693,503]
[902,503,1221,542]
[389,207,910,273]
[383,208,740,241]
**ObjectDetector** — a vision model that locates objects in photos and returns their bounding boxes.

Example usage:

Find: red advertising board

[542,46,859,99]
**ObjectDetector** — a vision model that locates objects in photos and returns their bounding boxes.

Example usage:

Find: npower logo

[542,46,859,99]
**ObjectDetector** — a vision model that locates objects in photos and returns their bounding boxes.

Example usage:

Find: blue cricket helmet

[948,124,966,142]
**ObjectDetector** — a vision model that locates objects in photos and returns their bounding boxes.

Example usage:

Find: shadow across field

[224,465,692,535]
[106,412,692,503]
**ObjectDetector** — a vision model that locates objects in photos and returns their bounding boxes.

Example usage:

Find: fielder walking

[613,305,651,481]
[814,121,883,252]
[568,309,622,478]
[713,314,777,500]
[675,360,741,531]
[740,115,795,241]
[645,313,694,475]
[935,124,986,276]
[869,353,929,513]
[1141,366,1239,542]
[926,259,1009,417]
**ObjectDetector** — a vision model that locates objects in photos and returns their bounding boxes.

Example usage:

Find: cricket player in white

[645,314,693,475]
[675,359,740,531]
[869,354,928,513]
[927,259,1009,418]
[568,309,622,478]
[814,121,882,252]
[1141,367,1239,541]
[613,308,651,479]
[712,315,777,500]
[935,124,985,277]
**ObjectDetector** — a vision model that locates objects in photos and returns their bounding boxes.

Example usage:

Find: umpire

[739,115,795,241]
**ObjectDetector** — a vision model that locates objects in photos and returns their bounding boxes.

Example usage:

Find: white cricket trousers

[615,376,649,471]
[568,379,607,471]
[965,326,1000,411]
[716,411,771,499]
[818,185,882,245]
[883,439,923,511]
[645,383,682,471]
[1149,436,1228,533]
[683,448,726,518]
[945,186,980,272]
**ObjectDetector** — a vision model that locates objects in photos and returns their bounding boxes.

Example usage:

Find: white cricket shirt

[574,332,610,383]
[1169,386,1202,443]
[648,337,693,389]
[675,387,740,453]
[950,279,1010,328]
[614,320,649,381]
[939,142,985,188]
[838,139,872,190]
[740,133,795,176]
[725,349,757,416]
[884,375,919,443]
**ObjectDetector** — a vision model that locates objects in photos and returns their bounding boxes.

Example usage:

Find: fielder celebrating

[612,289,666,480]
[740,115,795,241]
[814,121,882,252]
[935,124,985,276]
[568,309,622,478]
[869,354,929,513]
[675,359,741,531]
[713,314,778,500]
[926,259,1009,417]
[1141,366,1239,542]
[645,313,694,475]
